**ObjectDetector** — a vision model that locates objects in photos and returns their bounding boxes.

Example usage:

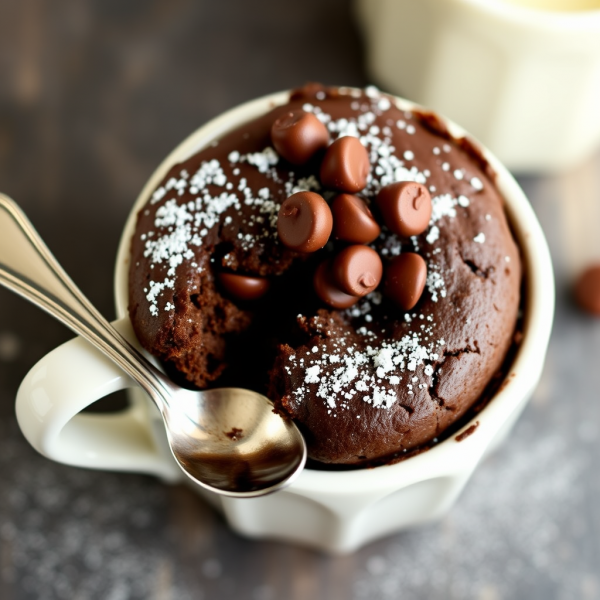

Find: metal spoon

[0,194,306,497]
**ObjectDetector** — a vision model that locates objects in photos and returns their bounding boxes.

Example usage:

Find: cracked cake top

[128,84,521,465]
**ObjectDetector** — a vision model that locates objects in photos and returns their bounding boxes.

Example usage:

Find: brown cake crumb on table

[128,84,521,466]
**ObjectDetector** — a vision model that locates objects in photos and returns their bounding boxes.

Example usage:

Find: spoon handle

[0,193,173,410]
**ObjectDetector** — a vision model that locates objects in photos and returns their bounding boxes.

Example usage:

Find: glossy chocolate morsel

[383,252,427,310]
[271,110,330,165]
[277,191,333,252]
[320,136,370,193]
[313,260,359,309]
[574,264,600,315]
[332,245,382,297]
[376,181,432,237]
[331,194,381,244]
[218,272,270,301]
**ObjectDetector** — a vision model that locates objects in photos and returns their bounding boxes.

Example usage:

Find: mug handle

[15,317,181,482]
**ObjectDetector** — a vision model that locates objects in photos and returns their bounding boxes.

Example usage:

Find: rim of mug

[114,89,554,496]
[455,0,600,28]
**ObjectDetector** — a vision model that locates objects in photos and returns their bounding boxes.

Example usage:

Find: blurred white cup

[355,0,600,172]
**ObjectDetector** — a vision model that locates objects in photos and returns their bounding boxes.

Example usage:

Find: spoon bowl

[166,387,306,496]
[0,193,307,497]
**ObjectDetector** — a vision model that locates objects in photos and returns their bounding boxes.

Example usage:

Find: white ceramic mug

[15,91,554,554]
[355,0,600,172]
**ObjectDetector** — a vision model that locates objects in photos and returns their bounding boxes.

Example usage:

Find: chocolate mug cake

[128,84,521,466]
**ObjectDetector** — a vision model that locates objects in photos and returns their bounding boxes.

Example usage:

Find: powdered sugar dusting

[426,263,447,303]
[142,166,242,314]
[430,193,458,223]
[425,225,439,245]
[289,307,444,410]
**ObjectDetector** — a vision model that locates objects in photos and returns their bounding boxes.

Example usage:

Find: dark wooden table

[1,1,600,598]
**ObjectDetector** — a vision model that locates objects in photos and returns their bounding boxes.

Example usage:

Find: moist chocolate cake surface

[128,84,521,465]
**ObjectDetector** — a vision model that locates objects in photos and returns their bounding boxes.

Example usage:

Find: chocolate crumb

[225,427,244,441]
[456,421,479,442]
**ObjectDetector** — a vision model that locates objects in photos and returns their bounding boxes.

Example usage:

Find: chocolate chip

[277,191,333,252]
[271,110,330,165]
[320,136,370,193]
[313,260,359,309]
[218,272,270,301]
[574,264,600,315]
[331,194,381,244]
[376,181,432,237]
[332,245,382,297]
[383,253,427,310]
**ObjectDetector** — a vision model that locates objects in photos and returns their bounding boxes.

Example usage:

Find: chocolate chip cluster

[274,108,431,311]
[217,108,432,311]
